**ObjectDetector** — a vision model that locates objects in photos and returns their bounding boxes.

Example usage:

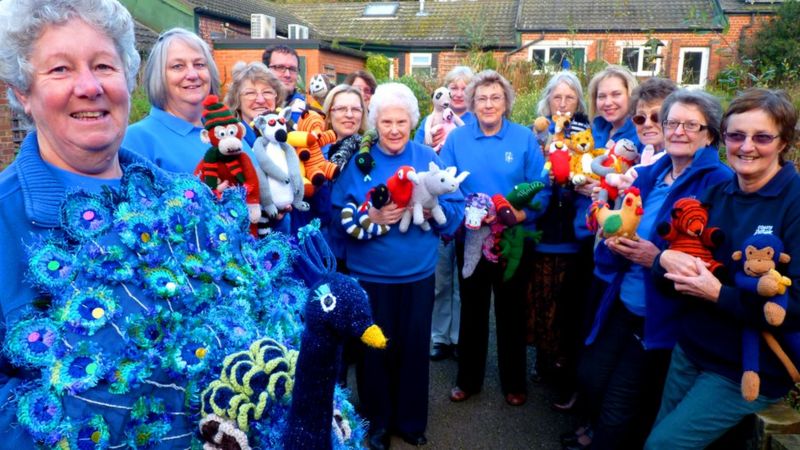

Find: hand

[431,127,446,149]
[659,249,705,277]
[275,205,292,221]
[368,202,404,225]
[664,257,722,301]
[511,205,526,222]
[577,179,600,198]
[606,237,660,268]
[247,203,261,224]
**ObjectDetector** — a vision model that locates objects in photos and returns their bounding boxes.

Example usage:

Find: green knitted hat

[202,95,238,131]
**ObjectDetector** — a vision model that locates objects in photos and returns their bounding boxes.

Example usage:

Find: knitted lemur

[194,95,262,227]
[423,87,464,152]
[656,198,725,276]
[252,109,310,231]
[731,233,800,401]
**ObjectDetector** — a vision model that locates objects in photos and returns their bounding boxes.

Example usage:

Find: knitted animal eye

[315,284,337,312]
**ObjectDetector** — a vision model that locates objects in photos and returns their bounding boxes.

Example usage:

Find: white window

[410,53,432,76]
[527,41,590,72]
[618,40,664,76]
[677,48,710,88]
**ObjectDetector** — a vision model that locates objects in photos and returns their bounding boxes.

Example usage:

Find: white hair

[367,82,420,130]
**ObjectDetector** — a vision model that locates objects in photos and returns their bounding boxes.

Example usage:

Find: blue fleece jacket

[330,140,464,283]
[124,106,253,174]
[664,163,800,397]
[413,111,476,145]
[0,133,192,447]
[438,118,550,228]
[585,146,732,350]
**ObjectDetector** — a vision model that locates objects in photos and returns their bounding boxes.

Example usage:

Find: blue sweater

[438,118,550,228]
[586,146,732,350]
[331,140,464,283]
[668,163,800,397]
[413,111,476,145]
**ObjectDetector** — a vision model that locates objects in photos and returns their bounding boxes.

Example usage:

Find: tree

[744,0,800,83]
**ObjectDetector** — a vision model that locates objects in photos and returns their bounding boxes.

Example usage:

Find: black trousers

[356,275,435,436]
[577,299,672,450]
[455,244,529,395]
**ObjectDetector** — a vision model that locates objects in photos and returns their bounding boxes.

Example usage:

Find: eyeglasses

[330,106,363,115]
[662,120,708,133]
[241,90,277,101]
[723,131,780,145]
[632,112,659,126]
[268,64,299,74]
[475,95,504,106]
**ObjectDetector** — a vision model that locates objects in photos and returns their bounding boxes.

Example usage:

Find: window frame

[410,52,433,76]
[526,40,591,74]
[677,47,710,88]
[617,40,664,76]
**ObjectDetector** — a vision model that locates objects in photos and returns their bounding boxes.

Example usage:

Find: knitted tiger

[656,197,725,276]
[287,110,340,186]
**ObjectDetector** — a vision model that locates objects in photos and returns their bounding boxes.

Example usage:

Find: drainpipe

[417,0,428,17]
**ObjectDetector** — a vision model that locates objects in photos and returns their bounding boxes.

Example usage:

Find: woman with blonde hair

[224,61,285,146]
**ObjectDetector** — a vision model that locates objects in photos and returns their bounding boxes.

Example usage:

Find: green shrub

[366,53,390,82]
[129,84,150,124]
[510,89,542,128]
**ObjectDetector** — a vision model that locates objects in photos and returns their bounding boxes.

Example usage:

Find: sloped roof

[185,0,314,36]
[134,20,159,51]
[283,0,519,48]
[516,0,724,31]
[718,0,782,14]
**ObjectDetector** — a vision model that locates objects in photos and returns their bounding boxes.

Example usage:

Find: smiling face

[268,51,299,93]
[376,105,411,154]
[474,83,506,134]
[15,18,129,176]
[164,38,211,120]
[549,81,579,116]
[664,102,712,160]
[595,76,629,127]
[238,79,277,124]
[447,78,468,115]
[329,92,363,140]
[634,100,665,149]
[725,109,785,192]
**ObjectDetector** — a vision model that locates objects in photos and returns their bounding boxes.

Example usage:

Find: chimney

[417,0,428,16]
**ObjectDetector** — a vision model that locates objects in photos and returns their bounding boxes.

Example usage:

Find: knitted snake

[355,129,378,181]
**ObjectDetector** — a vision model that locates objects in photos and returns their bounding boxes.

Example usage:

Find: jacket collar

[724,162,797,197]
[16,131,157,227]
[467,117,510,140]
[148,106,199,137]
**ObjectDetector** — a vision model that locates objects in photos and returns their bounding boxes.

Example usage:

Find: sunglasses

[632,112,659,125]
[723,132,780,145]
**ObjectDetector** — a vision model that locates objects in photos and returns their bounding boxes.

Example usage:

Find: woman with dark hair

[647,88,800,450]
[345,69,378,107]
[565,88,732,450]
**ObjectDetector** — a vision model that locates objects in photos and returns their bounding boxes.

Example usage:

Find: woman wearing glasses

[568,89,732,450]
[124,28,223,173]
[439,70,549,407]
[224,61,285,147]
[646,89,800,450]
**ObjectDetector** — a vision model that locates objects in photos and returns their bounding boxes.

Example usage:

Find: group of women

[0,0,798,449]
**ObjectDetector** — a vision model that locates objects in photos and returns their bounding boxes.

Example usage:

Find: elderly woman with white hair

[439,69,549,407]
[331,82,464,449]
[123,27,222,173]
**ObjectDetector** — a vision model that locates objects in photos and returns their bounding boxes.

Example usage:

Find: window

[619,41,663,76]
[363,2,399,17]
[678,48,710,88]
[410,53,432,76]
[528,43,587,72]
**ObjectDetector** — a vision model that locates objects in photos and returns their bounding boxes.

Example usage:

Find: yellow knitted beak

[360,324,387,349]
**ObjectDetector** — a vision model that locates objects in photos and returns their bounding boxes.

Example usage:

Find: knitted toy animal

[569,128,604,186]
[340,188,391,240]
[252,109,310,220]
[194,95,262,227]
[532,116,551,150]
[605,145,667,192]
[731,233,800,402]
[386,165,416,209]
[591,138,640,203]
[355,129,378,181]
[551,111,572,143]
[307,73,335,111]
[399,162,469,232]
[506,181,546,211]
[284,225,387,450]
[545,141,572,186]
[500,226,542,281]
[588,186,643,241]
[328,134,362,172]
[423,87,464,152]
[462,193,497,278]
[287,110,340,187]
[656,198,725,276]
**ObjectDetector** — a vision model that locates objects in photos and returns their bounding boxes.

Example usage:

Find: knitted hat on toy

[202,95,239,130]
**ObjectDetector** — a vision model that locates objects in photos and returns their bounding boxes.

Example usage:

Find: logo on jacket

[755,225,774,235]
[505,151,513,163]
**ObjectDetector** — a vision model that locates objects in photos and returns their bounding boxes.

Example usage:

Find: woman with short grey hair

[331,82,464,449]
[124,27,223,173]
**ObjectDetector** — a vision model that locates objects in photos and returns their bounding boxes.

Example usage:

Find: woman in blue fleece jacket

[439,70,549,407]
[331,82,464,448]
[572,90,732,450]
[647,89,800,449]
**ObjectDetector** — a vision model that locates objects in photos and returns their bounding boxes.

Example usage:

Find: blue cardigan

[585,146,732,350]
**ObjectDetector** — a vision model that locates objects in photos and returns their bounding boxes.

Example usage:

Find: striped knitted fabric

[202,95,239,130]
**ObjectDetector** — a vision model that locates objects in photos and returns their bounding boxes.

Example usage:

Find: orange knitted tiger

[656,197,725,276]
[287,110,340,186]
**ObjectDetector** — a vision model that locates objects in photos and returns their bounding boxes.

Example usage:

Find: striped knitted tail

[341,202,389,240]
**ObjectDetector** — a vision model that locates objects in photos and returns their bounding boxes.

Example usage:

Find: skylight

[363,2,399,17]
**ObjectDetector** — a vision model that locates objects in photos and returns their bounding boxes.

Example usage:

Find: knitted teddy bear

[194,95,262,228]
[731,232,800,401]
[287,109,340,187]
[399,161,469,232]
[656,198,725,276]
[423,87,465,152]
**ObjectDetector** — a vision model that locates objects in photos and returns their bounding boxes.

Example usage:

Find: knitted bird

[588,186,644,241]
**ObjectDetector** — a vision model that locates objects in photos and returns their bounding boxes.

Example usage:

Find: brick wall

[0,83,17,169]
[198,17,250,44]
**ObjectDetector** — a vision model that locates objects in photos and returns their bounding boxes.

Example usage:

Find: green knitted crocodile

[500,225,542,281]
[506,181,545,211]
